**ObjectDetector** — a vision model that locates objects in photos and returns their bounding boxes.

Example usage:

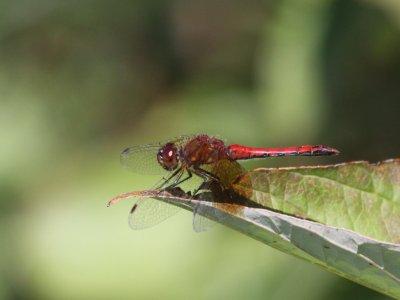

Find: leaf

[108,159,400,298]
[110,187,400,299]
[232,159,400,244]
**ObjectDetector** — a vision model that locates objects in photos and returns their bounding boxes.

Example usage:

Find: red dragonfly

[109,134,339,230]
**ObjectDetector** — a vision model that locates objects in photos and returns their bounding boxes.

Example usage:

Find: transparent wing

[127,176,183,230]
[128,168,216,231]
[120,135,195,175]
[121,144,166,175]
[191,159,246,232]
[192,208,216,232]
[204,159,246,189]
[128,198,181,230]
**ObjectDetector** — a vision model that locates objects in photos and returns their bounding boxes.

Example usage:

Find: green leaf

[232,159,400,244]
[108,159,400,298]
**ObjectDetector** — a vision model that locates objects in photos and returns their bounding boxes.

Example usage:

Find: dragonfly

[109,134,339,231]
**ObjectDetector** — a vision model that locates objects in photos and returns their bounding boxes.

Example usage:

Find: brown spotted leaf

[108,159,400,299]
[232,159,400,244]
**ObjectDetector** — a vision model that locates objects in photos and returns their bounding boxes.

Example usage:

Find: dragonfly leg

[170,169,184,187]
[155,167,182,190]
[193,167,220,182]
[191,167,220,195]
[168,169,193,189]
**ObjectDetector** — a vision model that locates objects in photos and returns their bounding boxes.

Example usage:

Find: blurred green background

[1,0,399,299]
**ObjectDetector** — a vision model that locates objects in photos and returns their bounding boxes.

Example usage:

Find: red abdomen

[228,144,339,160]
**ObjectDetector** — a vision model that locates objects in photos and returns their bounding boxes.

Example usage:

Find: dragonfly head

[157,143,180,171]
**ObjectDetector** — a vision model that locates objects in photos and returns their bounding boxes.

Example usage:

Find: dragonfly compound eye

[157,143,179,171]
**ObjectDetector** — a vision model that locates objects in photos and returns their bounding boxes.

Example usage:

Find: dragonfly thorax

[157,143,180,171]
[182,135,229,167]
